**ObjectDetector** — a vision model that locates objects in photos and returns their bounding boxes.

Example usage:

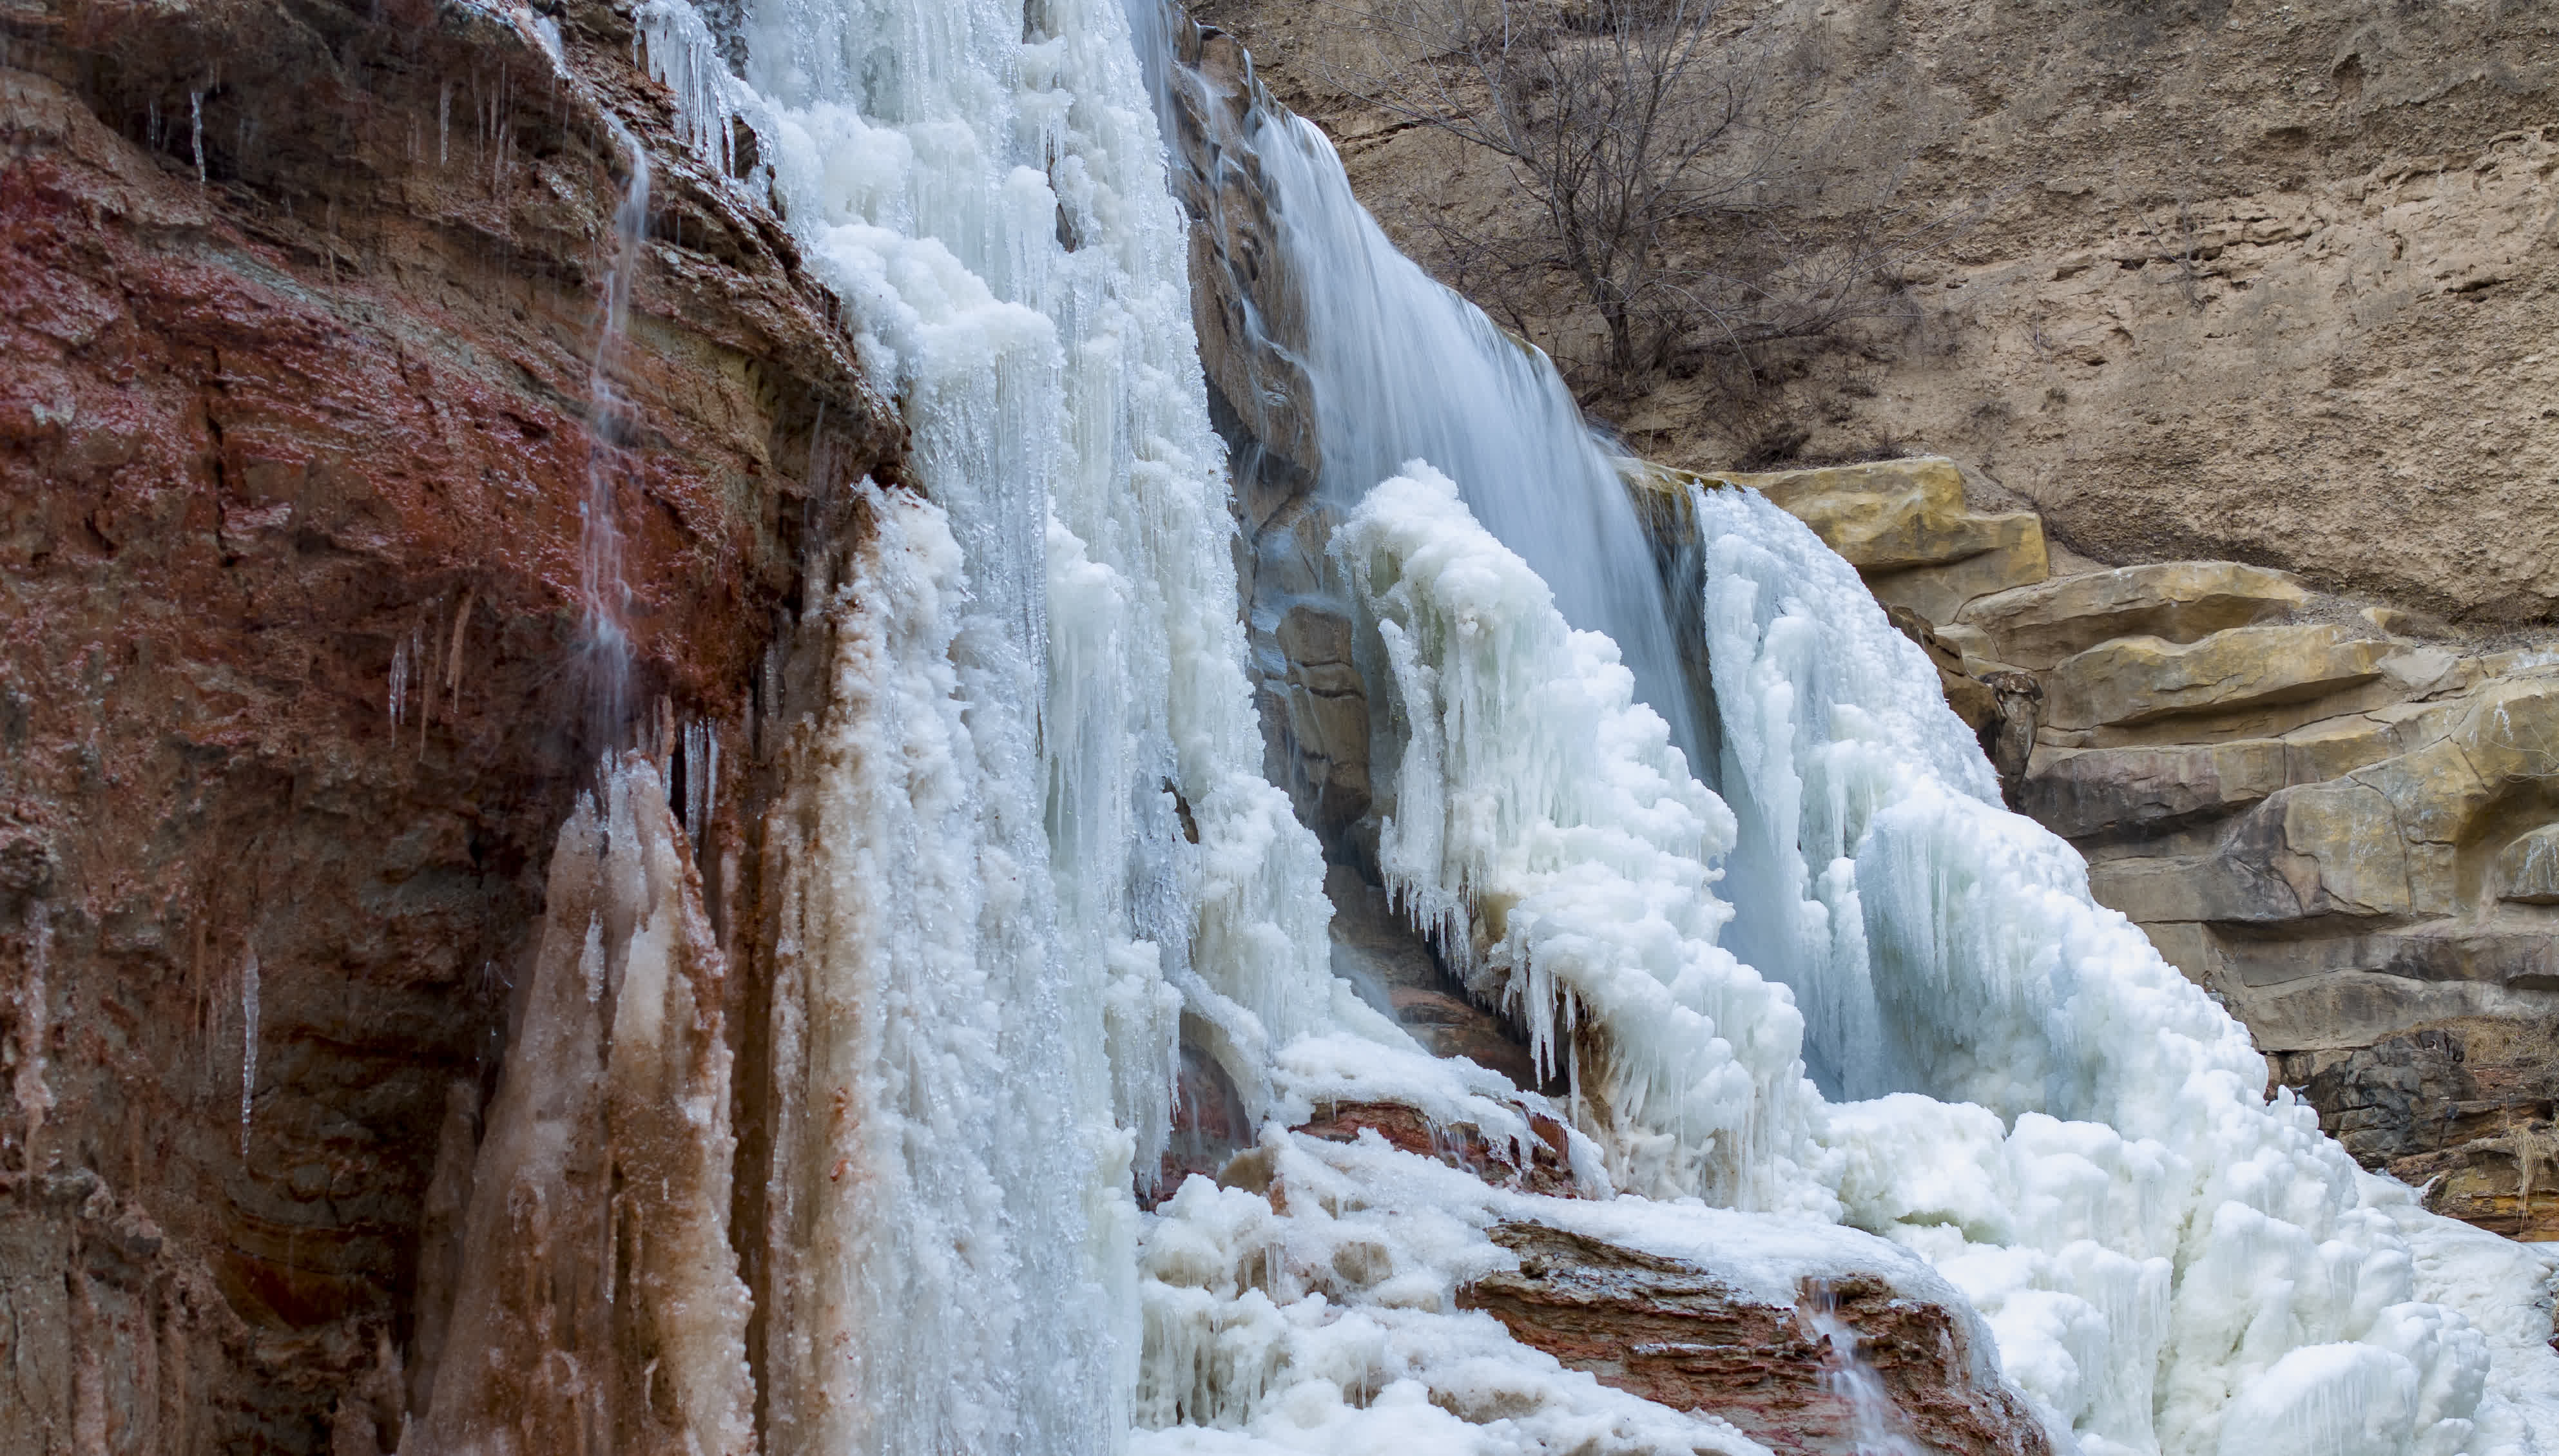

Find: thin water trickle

[1806,1282,1924,1456]
[12,905,52,1148]
[581,119,651,742]
[238,948,259,1156]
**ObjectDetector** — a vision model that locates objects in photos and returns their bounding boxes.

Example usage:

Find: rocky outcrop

[1707,457,2051,627]
[1719,454,2559,1239]
[0,1,898,1448]
[1295,1101,1582,1197]
[1460,1222,2051,1456]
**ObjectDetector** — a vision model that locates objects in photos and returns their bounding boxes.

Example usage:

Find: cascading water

[420,1,2559,1453]
[1248,118,1707,765]
[1807,1281,1927,1456]
[579,117,652,736]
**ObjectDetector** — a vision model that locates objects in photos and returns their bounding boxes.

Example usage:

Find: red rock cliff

[0,1,898,1449]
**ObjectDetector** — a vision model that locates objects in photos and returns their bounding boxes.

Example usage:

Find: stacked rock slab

[1701,455,2559,1239]
[1458,1223,2050,1456]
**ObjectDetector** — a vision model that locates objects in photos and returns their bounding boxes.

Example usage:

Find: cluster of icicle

[1332,464,1821,1211]
[413,0,2559,1453]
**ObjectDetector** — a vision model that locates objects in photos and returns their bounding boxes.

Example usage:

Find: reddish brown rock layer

[1461,1223,2051,1456]
[1297,1100,1582,1198]
[0,2,897,1450]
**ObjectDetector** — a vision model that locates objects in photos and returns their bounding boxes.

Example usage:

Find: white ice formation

[423,0,2559,1453]
[1335,465,2559,1455]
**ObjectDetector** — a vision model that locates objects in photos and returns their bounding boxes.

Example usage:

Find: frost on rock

[753,484,1117,1455]
[1134,1132,1776,1456]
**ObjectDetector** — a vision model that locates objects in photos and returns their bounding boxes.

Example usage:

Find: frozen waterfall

[418,0,2559,1452]
[1250,117,1708,767]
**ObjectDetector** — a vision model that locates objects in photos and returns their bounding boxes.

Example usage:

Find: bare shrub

[1317,0,1947,407]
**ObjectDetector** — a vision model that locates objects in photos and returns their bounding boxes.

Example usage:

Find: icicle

[1332,463,1815,1209]
[387,633,409,726]
[418,611,437,752]
[438,81,450,168]
[445,587,472,704]
[13,905,52,1148]
[189,90,204,183]
[238,947,258,1156]
[634,1,738,171]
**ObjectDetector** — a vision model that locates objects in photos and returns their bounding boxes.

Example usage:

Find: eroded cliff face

[0,1,897,1448]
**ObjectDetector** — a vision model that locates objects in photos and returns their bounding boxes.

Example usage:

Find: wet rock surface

[0,1,897,1447]
[1460,1223,2052,1456]
[1296,1100,1581,1198]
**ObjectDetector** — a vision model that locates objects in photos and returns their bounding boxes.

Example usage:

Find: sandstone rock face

[1459,1222,2051,1456]
[1958,562,2311,671]
[2499,826,2559,906]
[0,2,899,1448]
[2270,1019,2559,1238]
[2040,622,2395,731]
[1703,457,2049,626]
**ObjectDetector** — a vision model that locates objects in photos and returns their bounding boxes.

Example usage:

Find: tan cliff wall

[1198,0,2559,628]
[0,1,899,1448]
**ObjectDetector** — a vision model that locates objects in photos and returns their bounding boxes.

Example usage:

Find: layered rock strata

[0,1,898,1448]
[1459,1223,2051,1456]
